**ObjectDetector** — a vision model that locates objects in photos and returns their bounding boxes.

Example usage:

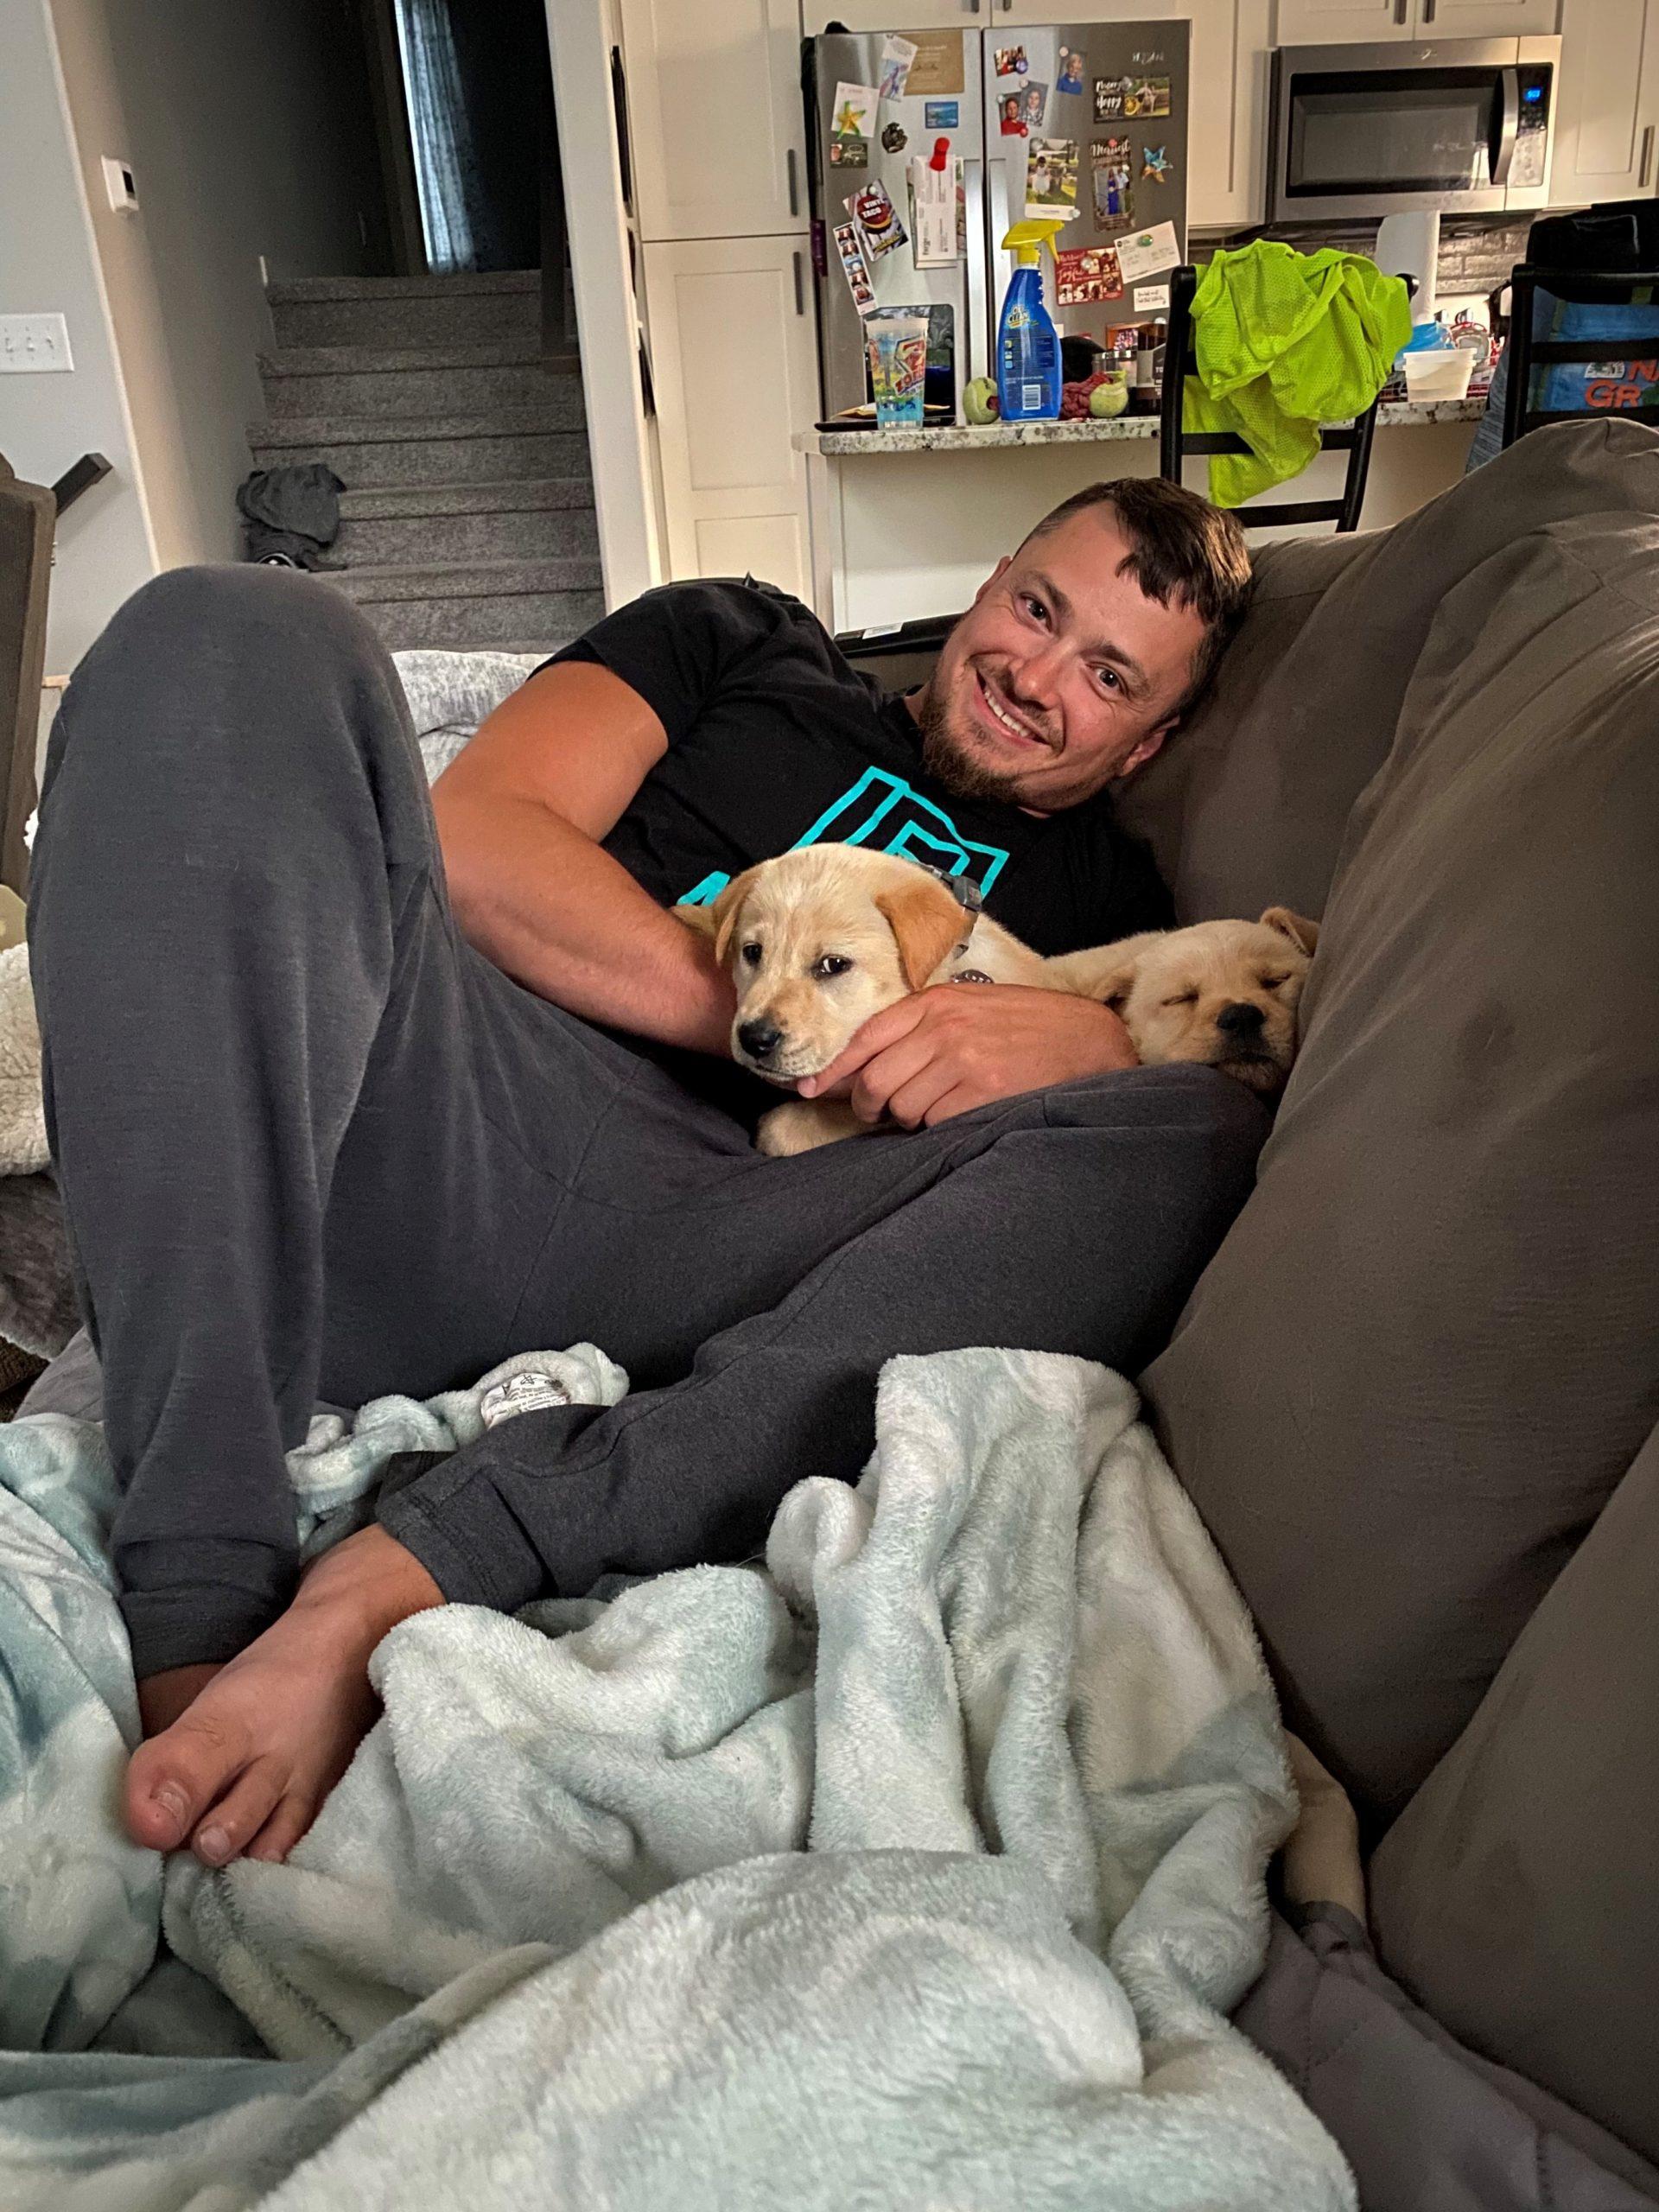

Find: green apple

[963,377,1001,424]
[1089,378,1129,419]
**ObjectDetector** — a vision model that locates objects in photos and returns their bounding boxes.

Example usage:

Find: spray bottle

[996,215,1069,423]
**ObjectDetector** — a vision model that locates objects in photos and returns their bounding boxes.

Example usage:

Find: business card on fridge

[1115,220,1179,284]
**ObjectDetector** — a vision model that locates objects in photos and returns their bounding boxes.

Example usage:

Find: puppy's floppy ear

[709,867,764,967]
[874,874,969,992]
[1260,906,1320,957]
[673,901,719,939]
[1046,931,1161,1010]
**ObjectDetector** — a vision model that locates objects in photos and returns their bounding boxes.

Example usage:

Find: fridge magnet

[829,135,869,169]
[1091,138,1134,229]
[904,32,964,99]
[881,121,908,153]
[1027,137,1078,210]
[908,153,959,267]
[1141,144,1170,182]
[845,178,908,261]
[1093,77,1128,123]
[994,45,1029,76]
[878,35,918,102]
[1020,80,1050,133]
[832,83,879,141]
[997,91,1028,138]
[1133,281,1172,312]
[1116,219,1180,283]
[1054,245,1123,307]
[832,223,876,315]
[1123,76,1171,118]
[1057,46,1085,96]
[925,99,958,130]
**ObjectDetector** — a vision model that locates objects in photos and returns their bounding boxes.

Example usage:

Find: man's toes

[244,1793,317,1866]
[125,1713,251,1853]
[191,1758,289,1866]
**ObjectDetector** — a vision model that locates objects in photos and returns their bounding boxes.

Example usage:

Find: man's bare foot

[124,1527,443,1868]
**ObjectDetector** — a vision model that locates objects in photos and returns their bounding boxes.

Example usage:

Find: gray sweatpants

[29,566,1268,1681]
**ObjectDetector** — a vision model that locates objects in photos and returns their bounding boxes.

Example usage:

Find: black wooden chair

[1158,264,1382,534]
[1500,264,1659,448]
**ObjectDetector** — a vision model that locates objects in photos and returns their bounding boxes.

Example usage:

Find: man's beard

[913,671,1030,804]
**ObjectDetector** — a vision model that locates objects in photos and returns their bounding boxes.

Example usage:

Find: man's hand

[124,1526,443,1868]
[797,984,1140,1129]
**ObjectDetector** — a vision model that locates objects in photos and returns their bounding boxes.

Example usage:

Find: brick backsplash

[1192,215,1533,304]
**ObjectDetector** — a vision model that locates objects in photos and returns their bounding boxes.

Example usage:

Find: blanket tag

[480,1370,572,1427]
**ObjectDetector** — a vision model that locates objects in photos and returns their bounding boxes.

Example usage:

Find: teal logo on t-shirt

[679,767,1010,907]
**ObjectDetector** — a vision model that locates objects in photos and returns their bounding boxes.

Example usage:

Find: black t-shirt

[539,579,1173,956]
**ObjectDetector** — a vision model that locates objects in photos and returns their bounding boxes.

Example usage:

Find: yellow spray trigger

[1001,214,1071,265]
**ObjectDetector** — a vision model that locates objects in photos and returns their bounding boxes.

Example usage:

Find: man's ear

[1260,905,1320,957]
[972,555,1012,605]
[709,867,764,967]
[1113,720,1173,781]
[875,874,969,992]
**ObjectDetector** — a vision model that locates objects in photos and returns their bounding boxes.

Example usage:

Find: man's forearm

[435,786,733,1053]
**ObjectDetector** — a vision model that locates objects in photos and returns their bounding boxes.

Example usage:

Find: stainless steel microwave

[1268,38,1560,221]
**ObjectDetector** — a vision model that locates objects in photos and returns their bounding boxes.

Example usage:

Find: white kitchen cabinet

[1548,0,1659,205]
[1275,0,1556,40]
[641,237,819,601]
[617,0,807,241]
[979,0,1274,226]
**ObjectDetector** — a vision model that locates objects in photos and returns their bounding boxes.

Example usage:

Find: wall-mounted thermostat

[101,156,139,212]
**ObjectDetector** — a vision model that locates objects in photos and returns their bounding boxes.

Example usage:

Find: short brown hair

[1021,478,1253,719]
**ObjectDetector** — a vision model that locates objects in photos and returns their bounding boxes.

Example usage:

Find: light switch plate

[0,315,73,373]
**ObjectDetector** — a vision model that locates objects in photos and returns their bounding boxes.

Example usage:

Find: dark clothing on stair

[236,463,345,569]
[29,566,1268,1679]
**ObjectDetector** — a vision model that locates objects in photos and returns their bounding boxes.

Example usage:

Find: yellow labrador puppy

[680,846,1318,1154]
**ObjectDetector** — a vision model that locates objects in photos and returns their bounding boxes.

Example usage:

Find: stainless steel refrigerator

[807,22,1191,424]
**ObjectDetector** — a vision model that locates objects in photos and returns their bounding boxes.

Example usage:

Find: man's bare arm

[431,659,733,1053]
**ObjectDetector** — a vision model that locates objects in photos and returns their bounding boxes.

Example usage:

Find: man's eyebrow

[1027,569,1152,695]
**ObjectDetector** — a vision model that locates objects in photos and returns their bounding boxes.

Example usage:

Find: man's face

[913,508,1207,813]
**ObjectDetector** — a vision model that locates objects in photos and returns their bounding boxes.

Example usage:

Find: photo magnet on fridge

[1027,137,1078,210]
[994,45,1028,76]
[878,35,917,101]
[1054,245,1123,306]
[1123,77,1171,118]
[925,99,958,129]
[832,223,876,315]
[1020,80,1049,132]
[997,91,1027,138]
[831,84,879,141]
[1090,138,1134,231]
[1057,46,1084,95]
[1093,78,1128,123]
[829,136,868,168]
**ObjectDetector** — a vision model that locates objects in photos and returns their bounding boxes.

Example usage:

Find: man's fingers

[879,1055,962,1129]
[799,993,930,1096]
[244,1792,317,1866]
[125,1710,253,1853]
[190,1756,289,1867]
[851,1033,939,1123]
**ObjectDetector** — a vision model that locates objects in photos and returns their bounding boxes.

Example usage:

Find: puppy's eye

[1161,989,1198,1008]
[813,954,855,980]
[741,941,763,968]
[1261,973,1291,990]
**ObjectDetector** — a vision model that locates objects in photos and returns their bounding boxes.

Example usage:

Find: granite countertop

[794,395,1486,456]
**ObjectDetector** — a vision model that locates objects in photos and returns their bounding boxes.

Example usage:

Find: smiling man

[31,477,1255,1873]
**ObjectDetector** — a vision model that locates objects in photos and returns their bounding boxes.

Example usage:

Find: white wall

[49,0,384,574]
[0,0,156,680]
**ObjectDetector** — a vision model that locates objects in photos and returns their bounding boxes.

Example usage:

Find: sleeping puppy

[1046,907,1319,1099]
[677,845,1055,1155]
[680,846,1318,1154]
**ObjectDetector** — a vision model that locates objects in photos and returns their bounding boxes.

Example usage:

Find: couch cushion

[1368,1415,1659,2170]
[1116,417,1659,922]
[1141,447,1659,1823]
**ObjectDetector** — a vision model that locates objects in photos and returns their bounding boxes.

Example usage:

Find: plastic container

[865,312,928,426]
[996,215,1069,423]
[1402,345,1475,404]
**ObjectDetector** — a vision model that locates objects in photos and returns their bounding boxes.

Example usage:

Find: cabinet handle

[792,250,805,316]
[1643,124,1656,188]
[1394,0,1408,20]
[786,147,799,218]
[966,0,982,11]
[1421,0,1433,19]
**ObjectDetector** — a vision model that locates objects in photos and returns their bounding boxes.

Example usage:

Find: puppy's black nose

[738,1019,784,1063]
[1216,1001,1266,1037]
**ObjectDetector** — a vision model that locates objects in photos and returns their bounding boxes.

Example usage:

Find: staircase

[251,270,603,653]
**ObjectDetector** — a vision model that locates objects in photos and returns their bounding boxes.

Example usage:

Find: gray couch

[18,420,1659,2205]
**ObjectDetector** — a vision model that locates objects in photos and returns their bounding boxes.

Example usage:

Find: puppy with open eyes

[678,844,1319,1158]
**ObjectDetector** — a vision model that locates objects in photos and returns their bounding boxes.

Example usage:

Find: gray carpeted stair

[251,271,600,655]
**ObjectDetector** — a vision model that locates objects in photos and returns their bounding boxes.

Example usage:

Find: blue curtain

[393,0,488,273]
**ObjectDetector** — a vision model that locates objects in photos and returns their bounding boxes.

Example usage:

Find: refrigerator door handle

[963,156,989,385]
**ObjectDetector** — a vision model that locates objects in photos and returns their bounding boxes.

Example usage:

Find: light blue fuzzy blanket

[0,1345,1352,2209]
